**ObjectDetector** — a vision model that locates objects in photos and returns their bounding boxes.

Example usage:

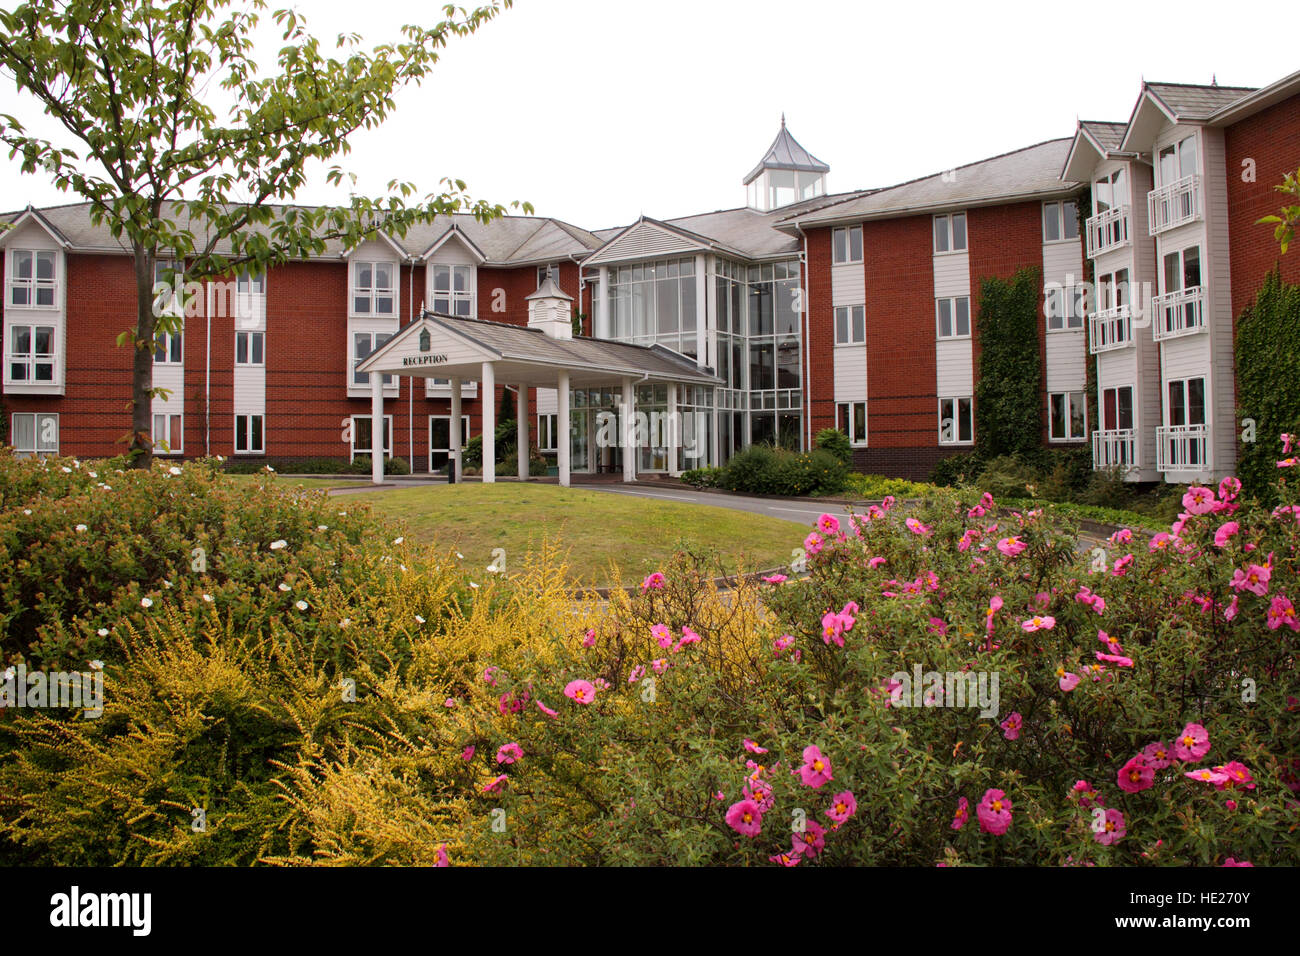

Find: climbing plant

[1235,270,1300,500]
[974,267,1043,459]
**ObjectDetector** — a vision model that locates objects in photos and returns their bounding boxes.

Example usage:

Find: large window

[936,297,970,339]
[235,414,264,454]
[8,250,57,308]
[1043,200,1079,242]
[352,260,396,316]
[8,324,55,382]
[235,330,264,366]
[537,413,559,452]
[608,258,698,353]
[352,331,395,386]
[1093,169,1128,216]
[939,397,973,445]
[835,305,865,345]
[351,414,393,461]
[1167,377,1206,429]
[154,329,183,364]
[10,411,58,457]
[1049,391,1087,441]
[430,264,474,317]
[236,268,265,295]
[152,412,183,455]
[832,226,863,264]
[1102,385,1134,431]
[1156,134,1198,188]
[1162,245,1201,296]
[430,414,470,471]
[837,401,867,446]
[1046,282,1086,331]
[934,213,967,254]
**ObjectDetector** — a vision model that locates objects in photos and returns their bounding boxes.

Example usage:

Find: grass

[226,475,371,491]
[337,483,805,585]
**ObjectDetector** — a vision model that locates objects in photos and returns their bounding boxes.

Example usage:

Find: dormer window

[353,260,395,315]
[8,250,57,308]
[430,264,474,317]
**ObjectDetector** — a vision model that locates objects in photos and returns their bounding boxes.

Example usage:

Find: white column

[622,376,637,483]
[517,384,529,480]
[449,376,462,482]
[481,361,496,484]
[596,266,609,339]
[370,370,384,486]
[557,372,571,488]
[694,253,708,367]
[667,382,681,477]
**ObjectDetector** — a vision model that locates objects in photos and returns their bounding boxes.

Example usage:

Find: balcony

[1093,429,1137,471]
[1085,206,1131,258]
[1089,306,1133,353]
[1156,424,1209,473]
[1147,175,1201,235]
[1152,287,1206,341]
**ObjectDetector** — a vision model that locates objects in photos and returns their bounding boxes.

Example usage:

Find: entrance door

[429,415,469,474]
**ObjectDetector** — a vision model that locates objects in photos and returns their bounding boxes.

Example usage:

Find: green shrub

[814,428,853,466]
[842,473,934,499]
[930,452,984,487]
[349,455,411,476]
[682,466,723,489]
[719,445,846,497]
[976,455,1039,499]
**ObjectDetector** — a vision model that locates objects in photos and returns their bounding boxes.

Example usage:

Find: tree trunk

[129,245,157,470]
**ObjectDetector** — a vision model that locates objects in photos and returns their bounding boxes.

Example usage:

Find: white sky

[0,0,1283,231]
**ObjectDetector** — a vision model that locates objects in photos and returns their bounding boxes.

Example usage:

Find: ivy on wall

[1236,270,1300,500]
[974,266,1043,459]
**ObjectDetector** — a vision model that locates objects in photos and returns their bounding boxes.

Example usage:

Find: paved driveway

[584,483,854,528]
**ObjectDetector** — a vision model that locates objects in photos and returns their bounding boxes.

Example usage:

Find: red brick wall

[968,201,1048,445]
[1225,93,1300,319]
[803,227,836,437]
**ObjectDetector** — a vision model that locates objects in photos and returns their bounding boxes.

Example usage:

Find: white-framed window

[351,414,393,461]
[1161,244,1202,297]
[154,329,183,364]
[1156,133,1199,188]
[9,411,58,457]
[235,330,264,366]
[152,412,183,455]
[1049,391,1087,442]
[235,414,264,454]
[7,323,56,382]
[429,264,474,317]
[939,396,973,445]
[1094,168,1128,216]
[236,268,265,295]
[8,250,57,308]
[352,260,396,316]
[936,296,971,339]
[352,331,395,386]
[537,413,559,452]
[1043,200,1079,243]
[832,226,863,265]
[834,305,865,345]
[1166,377,1206,429]
[430,414,471,470]
[1046,283,1086,331]
[153,259,184,316]
[933,212,967,254]
[836,401,867,446]
[537,264,560,287]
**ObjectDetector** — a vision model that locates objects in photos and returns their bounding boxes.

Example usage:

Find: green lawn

[226,475,371,491]
[338,483,803,585]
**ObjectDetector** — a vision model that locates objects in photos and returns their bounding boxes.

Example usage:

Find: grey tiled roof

[744,120,831,184]
[1145,82,1255,121]
[1080,121,1128,152]
[779,138,1079,228]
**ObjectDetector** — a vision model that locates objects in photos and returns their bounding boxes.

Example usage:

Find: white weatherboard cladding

[233,367,266,415]
[428,233,479,269]
[1202,126,1237,477]
[1042,241,1082,288]
[932,251,969,298]
[587,222,702,265]
[376,325,494,373]
[831,263,865,308]
[1162,334,1212,385]
[833,345,866,401]
[1047,331,1087,392]
[535,387,558,416]
[2,221,66,394]
[935,339,973,396]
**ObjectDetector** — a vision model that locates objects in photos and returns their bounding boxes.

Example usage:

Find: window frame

[351,330,396,388]
[351,259,397,317]
[234,413,265,455]
[9,411,58,457]
[938,396,974,445]
[935,296,971,340]
[7,249,59,310]
[1048,390,1088,442]
[834,304,866,345]
[429,263,475,318]
[537,413,559,452]
[1165,376,1207,429]
[6,322,57,384]
[350,414,394,462]
[836,401,867,447]
[235,330,265,367]
[831,226,863,265]
[151,412,184,456]
[1045,282,1086,332]
[1042,200,1080,244]
[933,212,968,254]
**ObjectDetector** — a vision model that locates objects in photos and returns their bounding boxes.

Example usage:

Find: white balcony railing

[1086,206,1131,258]
[1093,429,1137,471]
[1148,175,1201,235]
[1152,287,1206,341]
[1089,306,1134,353]
[1156,424,1209,473]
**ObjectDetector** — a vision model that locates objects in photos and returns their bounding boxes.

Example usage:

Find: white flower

[486,565,500,574]
[470,582,480,589]
[97,628,109,637]
[22,509,31,515]
[169,466,182,476]
[338,511,347,516]
[295,600,308,611]
[393,536,404,545]
[339,618,351,628]
[73,460,81,468]
[399,564,407,572]
[265,465,276,473]
[61,466,71,473]
[414,614,426,624]
[101,484,112,491]
[141,597,153,608]
[75,524,88,532]
[278,583,290,592]
[202,593,213,603]
[163,579,173,588]
[2,667,13,681]
[455,552,464,560]
[88,471,98,478]
[317,525,328,532]
[270,539,287,550]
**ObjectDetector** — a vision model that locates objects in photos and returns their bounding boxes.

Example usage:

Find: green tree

[0,0,526,467]
[974,267,1042,460]
[1235,271,1300,501]
[1259,167,1300,253]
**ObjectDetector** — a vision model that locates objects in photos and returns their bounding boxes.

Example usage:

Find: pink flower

[951,796,970,830]
[1230,563,1271,596]
[1073,780,1103,808]
[985,595,1003,635]
[725,799,763,837]
[1021,615,1055,632]
[773,634,794,656]
[536,699,559,718]
[799,745,834,788]
[1117,756,1154,793]
[997,536,1027,557]
[651,623,673,648]
[1057,668,1080,691]
[482,774,508,794]
[582,628,597,647]
[905,517,932,536]
[1215,761,1255,790]
[1148,532,1173,553]
[1173,722,1211,762]
[1112,554,1134,575]
[564,679,596,704]
[1096,651,1134,668]
[496,742,523,765]
[821,610,846,647]
[1185,767,1230,785]
[1267,595,1299,631]
[1142,741,1173,770]
[1110,528,1133,545]
[804,531,824,556]
[1213,521,1240,548]
[793,819,826,857]
[1222,857,1254,867]
[461,745,476,761]
[1093,807,1126,846]
[627,665,645,685]
[1001,712,1022,740]
[1097,630,1123,654]
[976,788,1013,835]
[826,790,857,824]
[481,666,499,687]
[868,556,887,569]
[1224,595,1240,621]
[762,573,788,584]
[1279,458,1298,468]
[769,850,801,867]
[1219,476,1242,500]
[743,739,768,754]
[1284,434,1297,454]
[817,513,841,536]
[444,698,457,708]
[1182,486,1217,515]
[651,658,669,674]
[641,572,665,592]
[434,843,450,867]
[927,616,949,636]
[675,625,702,650]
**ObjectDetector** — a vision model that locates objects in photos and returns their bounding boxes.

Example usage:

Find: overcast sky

[0,0,1285,231]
